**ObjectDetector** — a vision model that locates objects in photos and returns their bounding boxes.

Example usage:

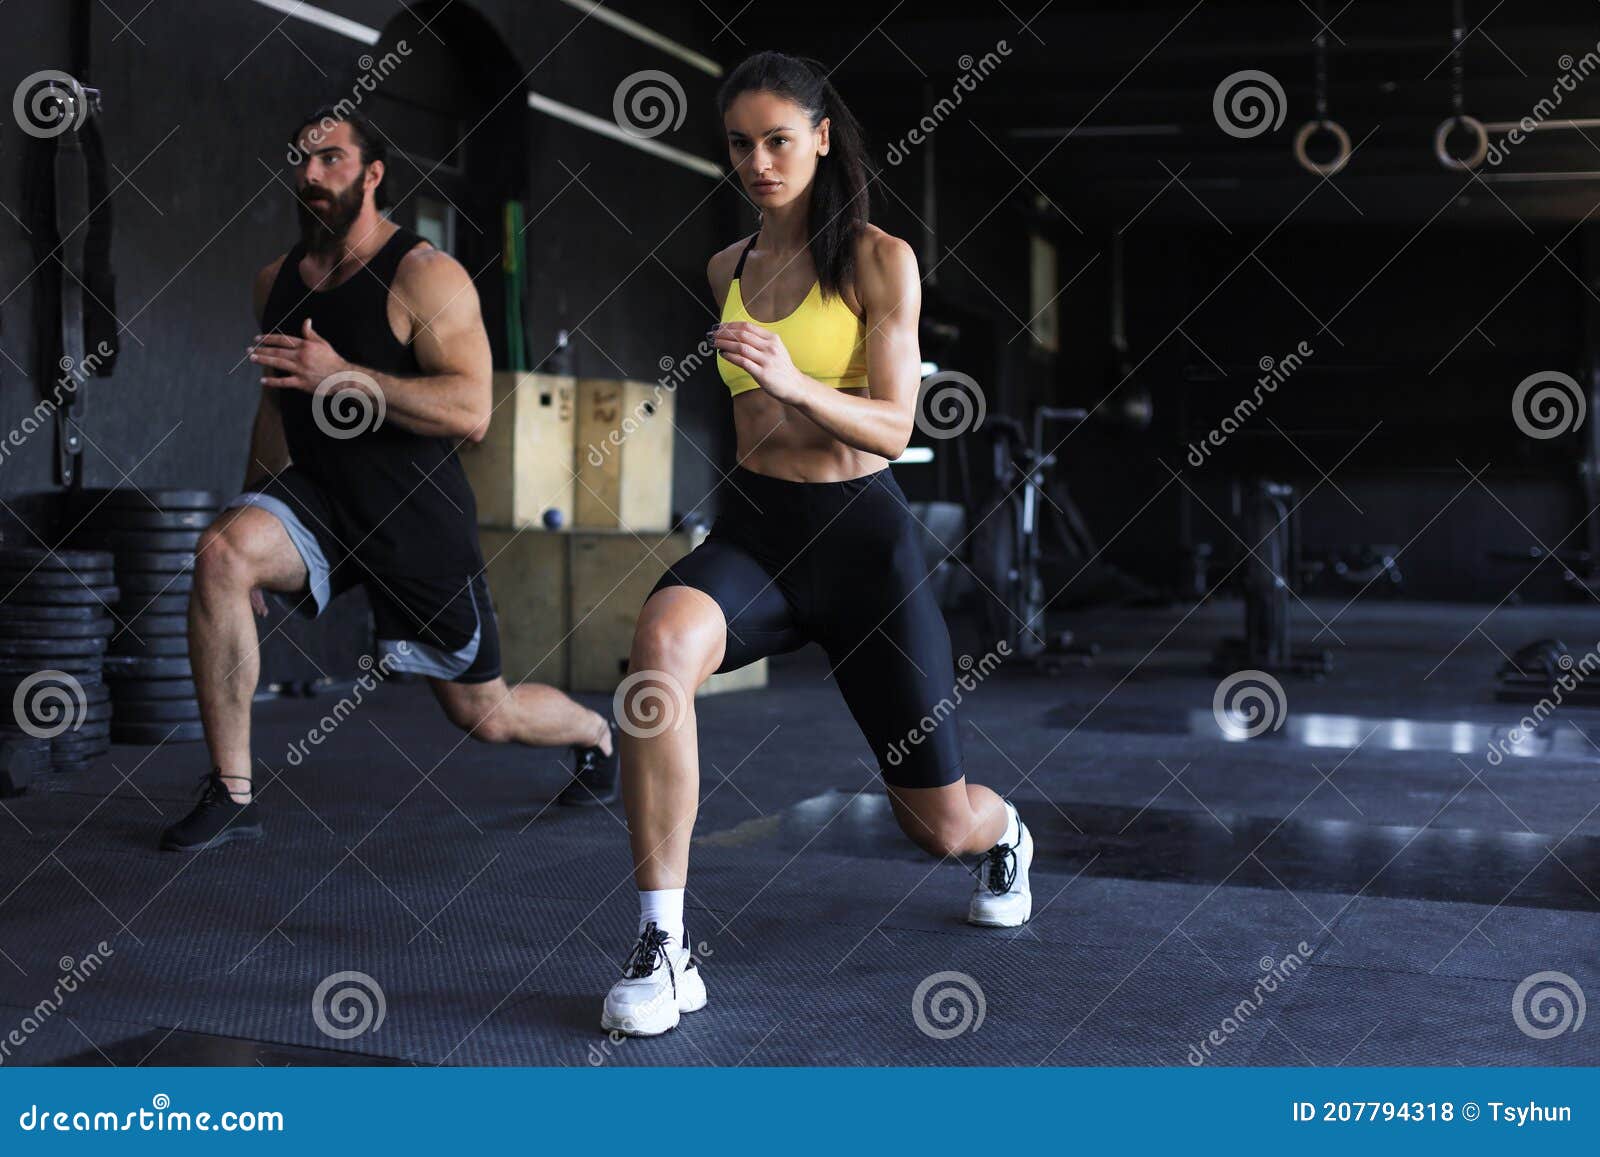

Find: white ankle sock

[997,801,1021,849]
[638,888,684,946]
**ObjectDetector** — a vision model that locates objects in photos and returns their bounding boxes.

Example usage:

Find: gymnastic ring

[1433,114,1488,170]
[1293,119,1351,176]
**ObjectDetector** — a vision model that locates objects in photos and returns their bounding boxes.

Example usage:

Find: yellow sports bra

[716,235,868,397]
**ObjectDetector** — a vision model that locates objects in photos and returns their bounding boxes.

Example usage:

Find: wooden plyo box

[574,378,674,532]
[479,525,767,697]
[461,372,576,528]
[478,527,568,688]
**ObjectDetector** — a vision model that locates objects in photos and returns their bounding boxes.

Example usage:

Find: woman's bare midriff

[731,387,888,482]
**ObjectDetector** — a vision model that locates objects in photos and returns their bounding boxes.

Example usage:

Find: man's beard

[297,176,365,255]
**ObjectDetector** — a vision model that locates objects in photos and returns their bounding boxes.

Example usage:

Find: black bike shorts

[651,466,965,789]
[228,468,501,685]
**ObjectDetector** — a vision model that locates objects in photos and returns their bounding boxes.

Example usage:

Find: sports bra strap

[732,234,759,280]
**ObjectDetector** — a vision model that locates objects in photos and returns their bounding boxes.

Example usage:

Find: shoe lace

[192,771,227,810]
[979,841,1018,895]
[622,922,677,996]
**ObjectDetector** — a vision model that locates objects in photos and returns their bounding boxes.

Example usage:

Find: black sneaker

[558,720,619,806]
[159,772,263,852]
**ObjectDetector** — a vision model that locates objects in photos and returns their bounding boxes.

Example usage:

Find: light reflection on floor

[1191,710,1598,760]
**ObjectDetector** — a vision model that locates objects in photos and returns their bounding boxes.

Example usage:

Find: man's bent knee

[194,524,254,594]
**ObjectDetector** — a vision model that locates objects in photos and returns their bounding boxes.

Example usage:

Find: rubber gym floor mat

[1307,893,1600,985]
[1239,964,1600,1066]
[697,789,1600,913]
[979,733,1600,841]
[726,852,1343,963]
[52,1024,417,1066]
[0,1004,194,1067]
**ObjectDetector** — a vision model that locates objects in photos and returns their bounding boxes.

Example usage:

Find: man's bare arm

[248,247,493,443]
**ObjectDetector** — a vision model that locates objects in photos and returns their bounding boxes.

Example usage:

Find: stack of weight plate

[0,546,117,773]
[70,489,217,746]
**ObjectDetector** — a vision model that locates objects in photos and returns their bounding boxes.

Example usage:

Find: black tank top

[259,224,483,578]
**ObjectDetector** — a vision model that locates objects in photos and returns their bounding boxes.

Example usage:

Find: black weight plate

[117,572,192,595]
[52,743,110,762]
[115,593,190,617]
[0,618,113,640]
[0,655,104,675]
[112,720,205,744]
[79,508,214,531]
[52,724,110,745]
[114,551,195,574]
[0,604,104,623]
[0,637,107,658]
[115,613,186,637]
[52,727,110,746]
[95,488,220,512]
[109,635,188,658]
[0,672,104,697]
[116,698,201,722]
[2,748,50,772]
[81,529,204,552]
[0,569,116,589]
[0,547,112,572]
[103,655,191,678]
[8,585,119,607]
[50,759,100,774]
[109,678,197,701]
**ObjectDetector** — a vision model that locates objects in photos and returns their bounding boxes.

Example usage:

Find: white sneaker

[600,921,708,1037]
[967,807,1033,927]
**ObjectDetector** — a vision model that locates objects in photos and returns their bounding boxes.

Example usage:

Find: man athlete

[160,108,616,851]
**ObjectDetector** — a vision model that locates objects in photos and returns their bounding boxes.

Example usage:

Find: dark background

[4,0,1600,671]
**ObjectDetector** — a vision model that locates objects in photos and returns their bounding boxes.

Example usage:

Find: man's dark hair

[288,106,390,210]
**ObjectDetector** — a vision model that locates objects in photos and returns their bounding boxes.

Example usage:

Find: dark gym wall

[0,0,739,529]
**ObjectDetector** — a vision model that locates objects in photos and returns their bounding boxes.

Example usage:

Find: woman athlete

[601,52,1033,1037]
